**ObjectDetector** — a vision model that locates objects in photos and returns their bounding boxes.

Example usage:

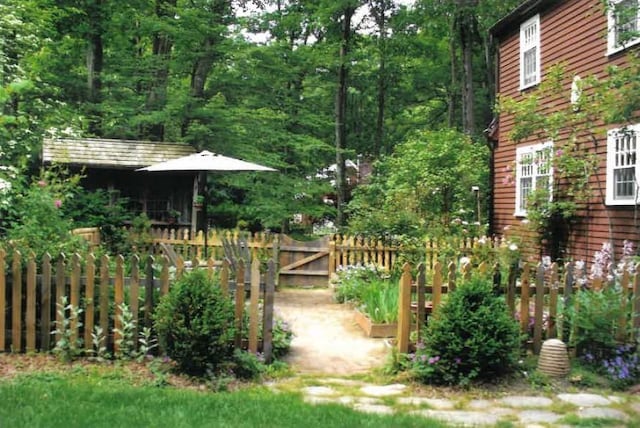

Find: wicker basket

[537,339,570,377]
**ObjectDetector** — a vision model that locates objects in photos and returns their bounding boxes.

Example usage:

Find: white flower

[509,243,518,251]
[460,256,471,266]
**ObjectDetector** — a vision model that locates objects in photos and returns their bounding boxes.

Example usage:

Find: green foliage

[332,263,398,324]
[358,278,399,324]
[347,129,489,238]
[62,188,132,255]
[154,269,236,376]
[412,276,521,386]
[271,317,294,360]
[567,288,629,361]
[229,349,266,380]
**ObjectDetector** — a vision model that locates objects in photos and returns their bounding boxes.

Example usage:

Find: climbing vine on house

[498,58,640,257]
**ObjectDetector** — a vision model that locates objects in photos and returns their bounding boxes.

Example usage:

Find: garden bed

[354,307,397,338]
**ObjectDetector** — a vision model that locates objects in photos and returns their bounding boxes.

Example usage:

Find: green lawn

[0,371,447,428]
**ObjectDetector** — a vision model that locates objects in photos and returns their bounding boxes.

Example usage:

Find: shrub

[412,276,521,386]
[154,270,236,376]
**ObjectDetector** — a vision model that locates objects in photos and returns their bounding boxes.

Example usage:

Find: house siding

[492,0,640,263]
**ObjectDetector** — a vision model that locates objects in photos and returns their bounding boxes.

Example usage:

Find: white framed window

[520,14,541,90]
[515,141,553,216]
[606,124,640,205]
[607,0,640,55]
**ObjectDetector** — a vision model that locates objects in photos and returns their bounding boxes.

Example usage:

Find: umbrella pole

[203,172,208,260]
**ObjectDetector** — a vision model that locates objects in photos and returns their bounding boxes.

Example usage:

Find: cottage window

[606,124,640,205]
[520,14,540,90]
[515,142,553,216]
[607,0,640,54]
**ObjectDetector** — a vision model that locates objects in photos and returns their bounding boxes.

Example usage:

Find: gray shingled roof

[42,138,197,169]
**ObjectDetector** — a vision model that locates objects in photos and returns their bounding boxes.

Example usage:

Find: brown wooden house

[489,0,640,262]
[42,138,198,229]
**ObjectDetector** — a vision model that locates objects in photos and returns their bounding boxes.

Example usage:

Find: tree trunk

[143,0,177,141]
[456,0,478,135]
[335,6,355,228]
[372,0,388,156]
[86,0,104,136]
[448,17,457,128]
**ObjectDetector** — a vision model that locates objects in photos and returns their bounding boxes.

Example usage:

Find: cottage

[489,0,640,262]
[42,138,199,229]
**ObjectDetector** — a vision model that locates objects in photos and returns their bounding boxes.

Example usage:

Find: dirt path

[274,288,391,375]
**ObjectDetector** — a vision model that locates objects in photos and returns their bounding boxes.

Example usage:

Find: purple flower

[54,199,62,208]
[428,356,440,365]
[455,358,461,365]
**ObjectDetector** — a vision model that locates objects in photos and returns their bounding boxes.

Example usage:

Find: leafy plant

[51,296,83,362]
[6,169,88,259]
[332,263,388,304]
[88,326,110,361]
[114,303,137,360]
[154,269,236,376]
[566,287,629,361]
[412,276,521,386]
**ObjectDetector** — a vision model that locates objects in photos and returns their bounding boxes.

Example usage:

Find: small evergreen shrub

[154,270,236,376]
[412,276,521,386]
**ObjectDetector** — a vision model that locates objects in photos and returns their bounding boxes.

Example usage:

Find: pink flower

[556,149,563,157]
[54,199,62,208]
[38,180,47,187]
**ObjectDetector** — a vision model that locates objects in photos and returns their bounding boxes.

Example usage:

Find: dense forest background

[1,0,521,235]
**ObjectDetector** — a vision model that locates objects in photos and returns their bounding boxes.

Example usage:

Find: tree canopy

[1,0,520,234]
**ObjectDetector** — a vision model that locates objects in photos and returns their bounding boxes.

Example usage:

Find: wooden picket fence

[144,228,277,262]
[396,261,640,355]
[141,228,496,286]
[0,249,276,361]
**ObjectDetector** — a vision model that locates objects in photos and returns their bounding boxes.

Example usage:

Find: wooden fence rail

[397,261,640,355]
[0,249,276,361]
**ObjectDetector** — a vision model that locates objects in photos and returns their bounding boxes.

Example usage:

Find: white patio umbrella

[137,150,277,256]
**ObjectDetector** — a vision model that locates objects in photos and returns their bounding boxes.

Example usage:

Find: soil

[274,287,390,375]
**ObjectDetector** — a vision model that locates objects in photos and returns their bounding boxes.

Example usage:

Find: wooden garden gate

[278,235,330,287]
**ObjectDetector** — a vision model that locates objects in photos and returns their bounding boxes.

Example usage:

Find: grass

[0,371,448,428]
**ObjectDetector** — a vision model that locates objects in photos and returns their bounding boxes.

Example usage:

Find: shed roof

[43,138,197,170]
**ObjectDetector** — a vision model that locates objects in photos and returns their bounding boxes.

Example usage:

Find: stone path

[273,287,640,426]
[268,379,640,427]
[274,288,389,375]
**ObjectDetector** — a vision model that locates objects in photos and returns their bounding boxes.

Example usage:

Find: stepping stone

[518,410,562,424]
[557,393,611,407]
[577,407,630,422]
[354,404,394,414]
[360,384,407,396]
[467,399,494,410]
[499,396,554,408]
[396,397,454,409]
[303,386,337,396]
[304,396,335,405]
[413,410,501,426]
[355,397,382,405]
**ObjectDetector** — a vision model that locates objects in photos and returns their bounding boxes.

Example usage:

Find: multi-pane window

[520,14,540,89]
[515,142,553,216]
[607,125,640,205]
[608,0,640,54]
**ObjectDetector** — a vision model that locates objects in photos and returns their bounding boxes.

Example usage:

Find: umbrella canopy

[137,150,276,173]
[137,150,276,257]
